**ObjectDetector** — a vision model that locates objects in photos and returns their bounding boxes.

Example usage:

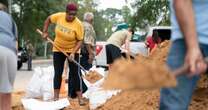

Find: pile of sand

[12,92,24,110]
[97,89,208,110]
[103,57,177,90]
[98,40,208,110]
[103,40,176,90]
[85,71,103,83]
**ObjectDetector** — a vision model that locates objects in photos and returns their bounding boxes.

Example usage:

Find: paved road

[14,59,53,92]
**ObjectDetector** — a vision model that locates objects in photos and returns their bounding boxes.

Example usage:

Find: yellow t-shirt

[50,12,84,53]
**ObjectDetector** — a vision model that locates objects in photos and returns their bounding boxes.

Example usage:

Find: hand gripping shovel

[172,57,208,77]
[36,29,88,76]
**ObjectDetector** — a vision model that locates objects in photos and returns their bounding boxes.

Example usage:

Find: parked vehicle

[146,26,171,42]
[95,26,171,67]
[17,46,28,70]
[95,33,146,67]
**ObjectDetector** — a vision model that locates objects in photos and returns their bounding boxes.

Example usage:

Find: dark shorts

[106,44,122,64]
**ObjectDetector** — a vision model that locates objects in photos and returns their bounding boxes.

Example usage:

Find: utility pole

[8,0,12,14]
[44,41,49,59]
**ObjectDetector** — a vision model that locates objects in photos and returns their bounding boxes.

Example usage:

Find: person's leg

[68,53,88,105]
[109,44,122,68]
[85,54,92,70]
[160,40,200,110]
[106,44,121,70]
[27,55,32,71]
[53,52,66,100]
[80,54,92,70]
[0,46,17,110]
[0,93,12,110]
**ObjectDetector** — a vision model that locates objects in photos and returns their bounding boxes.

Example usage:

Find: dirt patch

[189,88,208,110]
[97,89,208,110]
[97,90,160,110]
[12,92,25,110]
[12,91,90,110]
[85,71,103,83]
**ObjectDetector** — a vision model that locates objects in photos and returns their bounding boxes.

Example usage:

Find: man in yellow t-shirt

[42,2,87,105]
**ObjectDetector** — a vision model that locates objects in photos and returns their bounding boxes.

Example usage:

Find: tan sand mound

[99,40,208,110]
[97,90,160,110]
[12,92,25,110]
[103,57,177,90]
[97,89,208,110]
[103,41,176,90]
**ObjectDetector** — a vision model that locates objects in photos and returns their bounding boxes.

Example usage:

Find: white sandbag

[83,75,121,110]
[41,66,54,101]
[25,66,54,101]
[25,67,43,98]
[88,89,121,110]
[21,98,69,110]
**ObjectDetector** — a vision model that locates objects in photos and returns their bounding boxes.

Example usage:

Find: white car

[94,41,107,67]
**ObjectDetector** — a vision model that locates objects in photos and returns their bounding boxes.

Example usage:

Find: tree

[131,0,170,29]
[122,6,131,23]
[12,0,68,56]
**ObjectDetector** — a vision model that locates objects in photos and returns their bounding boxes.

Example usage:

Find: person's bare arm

[124,34,131,52]
[174,0,198,49]
[42,16,51,39]
[68,40,83,61]
[86,44,94,64]
[16,41,18,53]
[173,0,207,75]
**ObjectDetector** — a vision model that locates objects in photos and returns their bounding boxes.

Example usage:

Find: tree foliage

[131,0,170,29]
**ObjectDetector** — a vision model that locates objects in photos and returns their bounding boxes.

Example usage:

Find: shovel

[36,29,88,75]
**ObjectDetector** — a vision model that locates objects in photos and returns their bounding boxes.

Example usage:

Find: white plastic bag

[25,67,43,98]
[41,66,54,101]
[22,98,70,110]
[25,66,54,101]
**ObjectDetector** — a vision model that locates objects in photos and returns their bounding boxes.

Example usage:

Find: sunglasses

[66,10,77,16]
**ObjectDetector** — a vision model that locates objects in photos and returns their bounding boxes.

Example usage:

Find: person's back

[80,12,96,70]
[107,30,130,48]
[0,10,17,53]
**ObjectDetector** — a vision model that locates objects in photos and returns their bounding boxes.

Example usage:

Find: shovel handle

[36,29,88,75]
[173,57,208,77]
[172,65,189,77]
